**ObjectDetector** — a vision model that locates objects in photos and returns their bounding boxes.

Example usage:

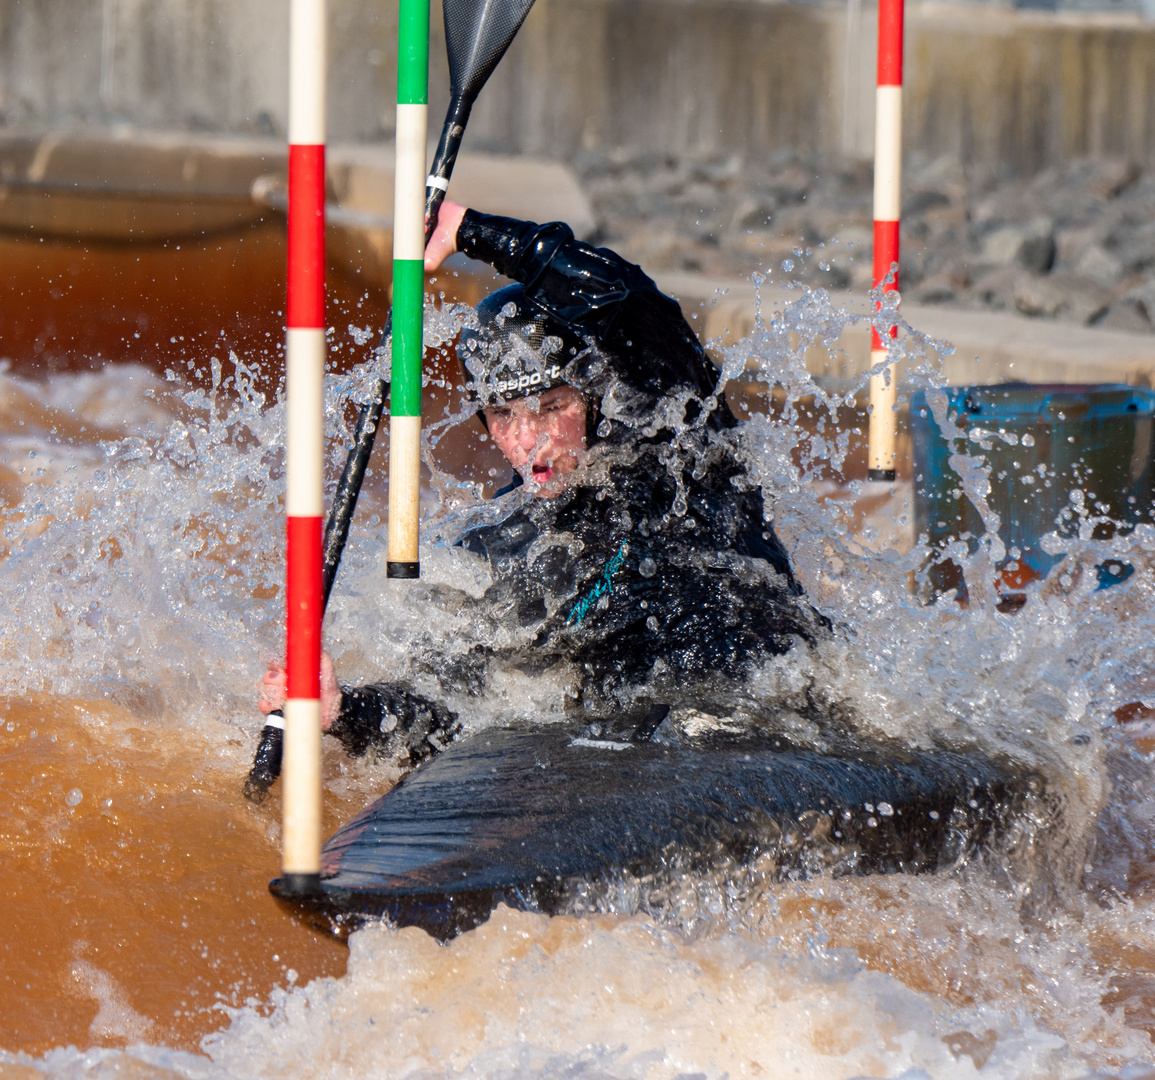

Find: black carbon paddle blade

[444,0,538,100]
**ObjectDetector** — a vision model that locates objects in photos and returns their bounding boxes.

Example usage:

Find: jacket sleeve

[328,682,462,764]
[456,210,731,421]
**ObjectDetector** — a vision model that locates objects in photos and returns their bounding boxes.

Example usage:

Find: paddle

[245,0,539,803]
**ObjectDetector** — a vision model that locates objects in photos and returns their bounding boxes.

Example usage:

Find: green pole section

[398,0,430,106]
[391,260,425,417]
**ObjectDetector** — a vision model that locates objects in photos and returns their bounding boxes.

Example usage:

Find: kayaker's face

[485,385,588,497]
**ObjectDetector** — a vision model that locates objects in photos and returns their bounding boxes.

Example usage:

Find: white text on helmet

[492,365,563,395]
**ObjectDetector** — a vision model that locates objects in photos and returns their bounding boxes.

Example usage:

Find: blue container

[911,383,1155,600]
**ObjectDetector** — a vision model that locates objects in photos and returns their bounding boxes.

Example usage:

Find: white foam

[3,293,1155,1077]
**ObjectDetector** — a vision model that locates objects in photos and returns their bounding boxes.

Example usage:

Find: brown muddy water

[3,215,1155,1080]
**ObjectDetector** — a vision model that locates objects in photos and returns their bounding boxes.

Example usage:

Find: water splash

[2,280,1155,1076]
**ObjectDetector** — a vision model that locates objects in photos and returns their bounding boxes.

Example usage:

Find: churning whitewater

[2,284,1155,1079]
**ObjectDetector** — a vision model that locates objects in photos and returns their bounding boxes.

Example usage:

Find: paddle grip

[243,712,285,803]
[424,93,473,240]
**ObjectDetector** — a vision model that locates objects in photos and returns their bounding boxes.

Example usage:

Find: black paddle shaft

[245,0,540,803]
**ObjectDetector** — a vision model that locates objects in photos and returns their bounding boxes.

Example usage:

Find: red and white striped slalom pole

[281,0,327,895]
[867,0,904,483]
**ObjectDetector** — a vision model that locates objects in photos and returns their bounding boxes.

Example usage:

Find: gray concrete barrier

[3,1,1155,174]
[657,270,1155,390]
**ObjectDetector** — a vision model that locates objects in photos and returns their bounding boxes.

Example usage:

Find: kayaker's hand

[424,200,467,272]
[258,662,286,716]
[259,653,342,732]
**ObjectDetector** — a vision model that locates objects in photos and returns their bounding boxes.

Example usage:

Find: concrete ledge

[0,130,283,240]
[656,271,1155,388]
[0,130,594,251]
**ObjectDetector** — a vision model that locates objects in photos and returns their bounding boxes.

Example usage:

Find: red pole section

[282,0,326,891]
[868,0,904,483]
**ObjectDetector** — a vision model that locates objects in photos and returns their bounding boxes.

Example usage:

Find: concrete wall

[904,8,1155,175]
[2,0,1155,174]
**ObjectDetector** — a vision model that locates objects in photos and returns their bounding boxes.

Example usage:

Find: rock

[979,227,1024,267]
[1036,157,1141,201]
[913,269,966,304]
[731,195,777,231]
[905,189,953,217]
[1053,225,1099,271]
[815,262,851,289]
[1096,301,1153,334]
[1012,273,1112,325]
[907,153,967,189]
[1097,280,1155,333]
[1109,219,1155,276]
[1072,244,1122,287]
[849,261,875,291]
[1126,279,1155,316]
[618,227,686,270]
[766,164,811,205]
[1082,157,1141,200]
[582,149,1154,330]
[971,182,1047,228]
[828,224,873,252]
[1019,225,1058,275]
[690,154,743,186]
[977,216,1055,273]
[966,265,1026,310]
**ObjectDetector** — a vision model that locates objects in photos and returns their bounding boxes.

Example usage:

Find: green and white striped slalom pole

[386,0,430,580]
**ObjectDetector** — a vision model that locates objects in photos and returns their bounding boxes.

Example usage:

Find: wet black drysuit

[328,211,829,762]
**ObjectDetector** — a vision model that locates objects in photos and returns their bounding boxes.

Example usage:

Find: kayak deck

[271,726,1035,939]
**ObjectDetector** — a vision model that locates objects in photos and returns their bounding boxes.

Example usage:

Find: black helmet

[457,284,601,406]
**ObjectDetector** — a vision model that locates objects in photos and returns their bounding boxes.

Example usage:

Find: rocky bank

[576,150,1155,335]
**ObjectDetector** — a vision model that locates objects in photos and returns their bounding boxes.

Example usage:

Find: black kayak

[270,725,1036,940]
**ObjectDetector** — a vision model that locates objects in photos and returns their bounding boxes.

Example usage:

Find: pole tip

[270,873,325,900]
[386,561,421,579]
[867,469,897,483]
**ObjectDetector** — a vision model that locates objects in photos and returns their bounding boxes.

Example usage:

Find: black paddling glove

[329,683,462,764]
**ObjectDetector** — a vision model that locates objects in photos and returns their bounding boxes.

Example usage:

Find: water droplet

[66,788,83,807]
[638,557,657,578]
[877,801,894,817]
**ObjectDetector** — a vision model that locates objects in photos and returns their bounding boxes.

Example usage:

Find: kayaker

[258,201,829,764]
